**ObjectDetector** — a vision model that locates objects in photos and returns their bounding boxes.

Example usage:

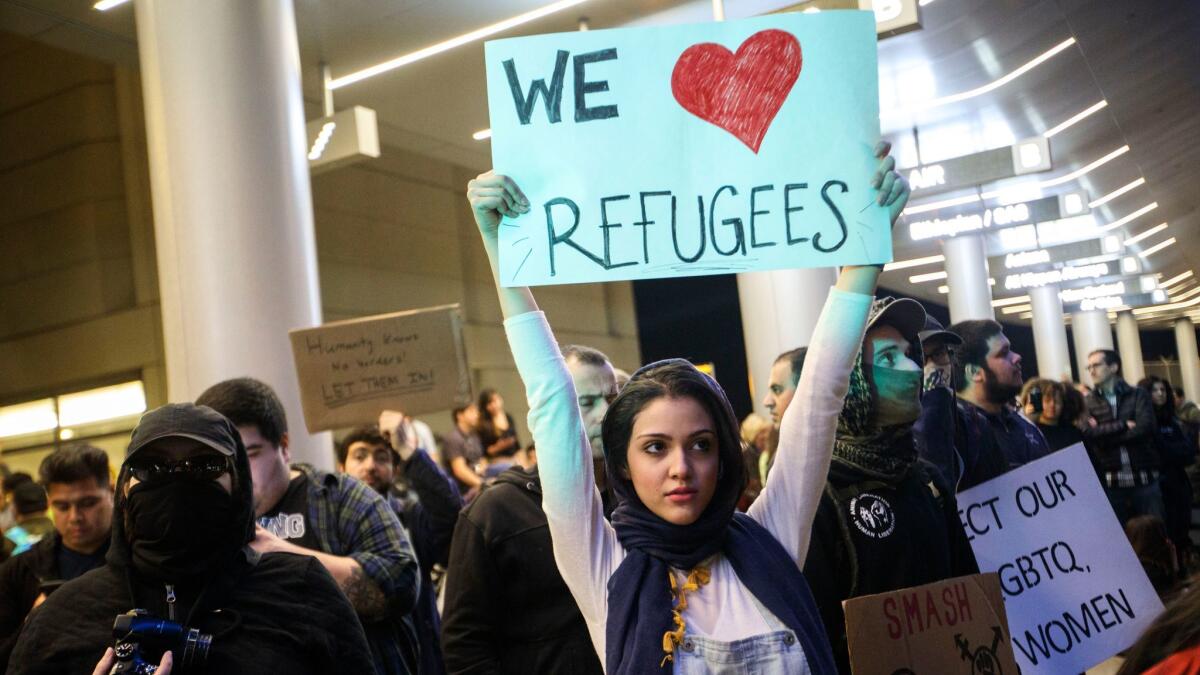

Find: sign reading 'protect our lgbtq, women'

[484,12,891,287]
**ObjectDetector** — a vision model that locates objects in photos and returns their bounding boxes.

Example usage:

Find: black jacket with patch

[803,457,979,674]
[440,465,602,675]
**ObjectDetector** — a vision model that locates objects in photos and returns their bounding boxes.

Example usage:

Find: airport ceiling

[3,0,1198,326]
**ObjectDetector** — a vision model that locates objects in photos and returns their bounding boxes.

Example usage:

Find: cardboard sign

[844,573,1020,675]
[289,305,472,433]
[484,12,891,287]
[957,444,1163,673]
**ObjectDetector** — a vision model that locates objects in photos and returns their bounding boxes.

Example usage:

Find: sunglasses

[129,455,231,483]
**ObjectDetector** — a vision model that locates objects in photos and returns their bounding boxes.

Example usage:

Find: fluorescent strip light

[58,381,147,427]
[1001,304,1033,315]
[914,146,1130,217]
[993,295,1031,307]
[1160,270,1193,289]
[473,128,492,141]
[1019,312,1033,319]
[94,0,131,9]
[903,194,982,216]
[330,0,590,89]
[0,399,57,438]
[1089,178,1145,208]
[1100,202,1158,232]
[1044,100,1107,138]
[1138,237,1176,259]
[992,146,1128,195]
[883,254,945,271]
[307,122,336,161]
[1124,222,1168,246]
[889,38,1076,116]
[1133,291,1200,315]
[910,271,948,283]
[937,285,949,294]
[1173,286,1200,302]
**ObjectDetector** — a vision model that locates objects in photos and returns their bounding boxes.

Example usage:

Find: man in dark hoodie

[8,403,373,675]
[440,344,611,675]
[803,298,978,673]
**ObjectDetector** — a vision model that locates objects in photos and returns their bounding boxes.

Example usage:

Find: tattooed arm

[252,526,394,620]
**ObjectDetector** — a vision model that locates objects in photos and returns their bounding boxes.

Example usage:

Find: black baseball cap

[918,315,963,348]
[868,297,927,346]
[126,403,239,459]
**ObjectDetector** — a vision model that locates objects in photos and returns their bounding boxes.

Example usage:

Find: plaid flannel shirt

[293,463,420,675]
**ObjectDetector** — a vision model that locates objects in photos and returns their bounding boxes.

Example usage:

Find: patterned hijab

[832,298,926,481]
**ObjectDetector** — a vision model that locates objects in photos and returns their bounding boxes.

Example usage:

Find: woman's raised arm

[466,171,620,642]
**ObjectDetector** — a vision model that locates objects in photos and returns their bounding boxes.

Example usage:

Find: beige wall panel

[0,258,134,337]
[318,263,465,319]
[314,209,464,279]
[366,148,460,191]
[0,199,129,285]
[312,170,459,235]
[0,142,124,225]
[0,36,112,114]
[0,82,118,172]
[0,306,160,399]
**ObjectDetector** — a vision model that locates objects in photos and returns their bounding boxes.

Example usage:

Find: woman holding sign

[465,142,908,674]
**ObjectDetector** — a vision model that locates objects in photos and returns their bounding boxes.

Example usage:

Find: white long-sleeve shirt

[504,287,871,667]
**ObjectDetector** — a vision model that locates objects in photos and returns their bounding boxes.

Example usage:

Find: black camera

[111,610,211,674]
[1030,387,1043,415]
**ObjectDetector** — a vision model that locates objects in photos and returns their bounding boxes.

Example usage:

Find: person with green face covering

[802,297,979,673]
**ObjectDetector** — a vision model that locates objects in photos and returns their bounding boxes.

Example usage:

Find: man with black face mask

[947,319,1050,490]
[8,403,374,674]
[803,298,978,673]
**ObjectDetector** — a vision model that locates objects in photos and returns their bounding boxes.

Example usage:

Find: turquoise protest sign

[484,11,890,287]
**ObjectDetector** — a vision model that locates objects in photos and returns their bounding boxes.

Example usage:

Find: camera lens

[181,628,212,665]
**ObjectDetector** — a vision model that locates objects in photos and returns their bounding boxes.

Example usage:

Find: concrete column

[135,0,332,467]
[737,268,837,418]
[1029,284,1073,381]
[942,235,994,323]
[1072,310,1115,387]
[1115,311,1145,384]
[1175,318,1200,404]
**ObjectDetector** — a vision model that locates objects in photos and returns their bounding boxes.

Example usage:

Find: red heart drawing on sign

[671,29,802,153]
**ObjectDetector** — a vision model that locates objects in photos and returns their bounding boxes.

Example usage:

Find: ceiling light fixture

[1099,202,1158,233]
[1138,237,1176,259]
[903,145,1128,217]
[1160,270,1194,289]
[330,0,591,89]
[1124,222,1168,246]
[909,271,948,283]
[1172,286,1200,302]
[937,285,949,294]
[887,38,1076,117]
[993,295,1031,307]
[473,128,493,141]
[1001,304,1033,315]
[93,0,131,10]
[1089,178,1145,209]
[1044,100,1107,138]
[883,254,945,271]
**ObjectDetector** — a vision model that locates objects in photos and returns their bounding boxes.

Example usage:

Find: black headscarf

[600,359,835,674]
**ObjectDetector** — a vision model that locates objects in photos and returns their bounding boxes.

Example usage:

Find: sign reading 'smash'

[485,12,891,287]
[289,305,472,433]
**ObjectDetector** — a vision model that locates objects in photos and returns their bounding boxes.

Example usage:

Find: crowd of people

[0,144,1199,673]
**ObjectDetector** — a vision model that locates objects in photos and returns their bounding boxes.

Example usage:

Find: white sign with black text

[957,444,1163,673]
